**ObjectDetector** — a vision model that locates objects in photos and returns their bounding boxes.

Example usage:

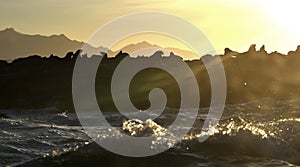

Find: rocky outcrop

[1,45,300,111]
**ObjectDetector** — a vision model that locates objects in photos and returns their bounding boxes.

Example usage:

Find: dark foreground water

[1,98,300,167]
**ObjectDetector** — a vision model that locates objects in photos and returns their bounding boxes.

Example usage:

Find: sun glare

[262,1,299,20]
[258,1,300,35]
[249,0,300,53]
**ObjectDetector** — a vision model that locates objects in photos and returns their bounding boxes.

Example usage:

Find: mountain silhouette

[117,41,197,59]
[119,41,160,53]
[0,28,197,60]
[0,28,108,60]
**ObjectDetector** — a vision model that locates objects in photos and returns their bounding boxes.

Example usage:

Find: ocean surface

[1,98,300,167]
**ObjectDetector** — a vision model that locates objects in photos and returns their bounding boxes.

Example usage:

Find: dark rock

[0,113,8,119]
[0,44,300,111]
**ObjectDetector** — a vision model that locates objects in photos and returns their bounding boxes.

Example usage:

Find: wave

[2,98,300,166]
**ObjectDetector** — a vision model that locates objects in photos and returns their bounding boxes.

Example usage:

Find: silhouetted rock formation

[1,45,300,111]
[224,48,233,55]
[248,44,257,53]
[259,45,267,54]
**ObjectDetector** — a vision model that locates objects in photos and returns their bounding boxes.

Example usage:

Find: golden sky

[1,0,300,55]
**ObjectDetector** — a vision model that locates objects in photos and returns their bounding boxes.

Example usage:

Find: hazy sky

[1,0,300,54]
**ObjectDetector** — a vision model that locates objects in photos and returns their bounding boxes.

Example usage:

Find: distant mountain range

[0,28,196,60]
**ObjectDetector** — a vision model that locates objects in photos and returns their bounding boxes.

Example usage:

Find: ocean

[1,98,300,167]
